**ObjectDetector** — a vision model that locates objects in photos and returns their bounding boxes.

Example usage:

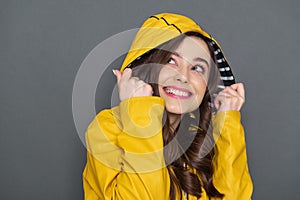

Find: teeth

[165,88,189,96]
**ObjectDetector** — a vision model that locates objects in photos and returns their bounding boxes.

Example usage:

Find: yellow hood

[120,13,235,86]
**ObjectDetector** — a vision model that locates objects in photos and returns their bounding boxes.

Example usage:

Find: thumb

[113,69,122,83]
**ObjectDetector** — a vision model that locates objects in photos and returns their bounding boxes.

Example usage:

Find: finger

[217,90,231,98]
[213,97,219,110]
[113,69,122,83]
[129,77,140,82]
[121,68,132,81]
[223,86,239,97]
[230,83,245,98]
[213,93,225,110]
[219,88,244,105]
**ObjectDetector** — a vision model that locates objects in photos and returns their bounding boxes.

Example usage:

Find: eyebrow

[172,52,210,67]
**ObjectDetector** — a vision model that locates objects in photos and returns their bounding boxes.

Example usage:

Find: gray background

[1,0,299,199]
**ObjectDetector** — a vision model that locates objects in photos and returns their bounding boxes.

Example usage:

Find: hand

[214,83,245,112]
[113,68,153,101]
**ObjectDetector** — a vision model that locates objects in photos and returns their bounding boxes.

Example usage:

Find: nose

[175,60,189,83]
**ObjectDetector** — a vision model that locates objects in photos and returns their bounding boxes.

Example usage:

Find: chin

[165,103,197,115]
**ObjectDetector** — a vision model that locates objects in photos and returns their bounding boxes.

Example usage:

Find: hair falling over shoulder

[127,32,224,199]
[163,90,224,199]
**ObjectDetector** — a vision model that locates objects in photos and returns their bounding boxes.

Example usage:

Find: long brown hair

[128,32,223,199]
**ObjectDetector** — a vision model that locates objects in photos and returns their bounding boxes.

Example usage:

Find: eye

[192,65,205,74]
[167,58,176,65]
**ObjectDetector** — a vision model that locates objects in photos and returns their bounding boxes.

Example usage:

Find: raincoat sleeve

[211,111,253,199]
[82,96,170,200]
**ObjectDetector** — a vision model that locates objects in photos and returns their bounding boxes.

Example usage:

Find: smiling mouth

[163,86,193,98]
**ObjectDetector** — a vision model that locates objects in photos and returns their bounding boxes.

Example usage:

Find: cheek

[158,85,163,97]
[158,67,171,85]
[194,79,207,102]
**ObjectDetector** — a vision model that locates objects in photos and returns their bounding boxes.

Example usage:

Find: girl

[83,13,253,199]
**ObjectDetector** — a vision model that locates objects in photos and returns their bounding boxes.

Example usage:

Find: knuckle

[241,98,245,104]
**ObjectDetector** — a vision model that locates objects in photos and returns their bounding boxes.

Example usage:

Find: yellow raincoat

[83,13,253,199]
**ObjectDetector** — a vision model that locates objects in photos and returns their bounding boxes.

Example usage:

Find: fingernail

[112,69,116,76]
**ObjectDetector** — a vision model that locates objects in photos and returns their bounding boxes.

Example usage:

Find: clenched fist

[113,68,153,101]
[214,83,245,112]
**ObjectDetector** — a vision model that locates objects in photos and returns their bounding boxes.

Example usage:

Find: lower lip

[163,88,192,100]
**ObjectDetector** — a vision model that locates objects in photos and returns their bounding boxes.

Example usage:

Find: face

[158,36,211,117]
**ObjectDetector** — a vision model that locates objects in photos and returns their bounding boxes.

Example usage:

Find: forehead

[175,36,211,62]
